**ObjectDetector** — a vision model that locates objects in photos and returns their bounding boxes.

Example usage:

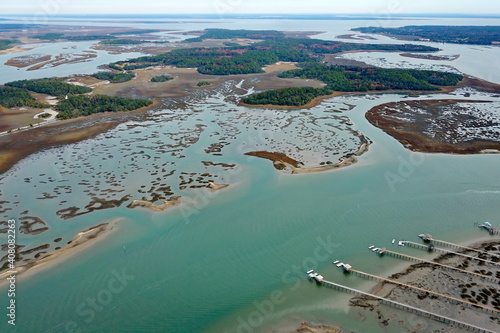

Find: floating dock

[306,271,496,333]
[476,222,499,235]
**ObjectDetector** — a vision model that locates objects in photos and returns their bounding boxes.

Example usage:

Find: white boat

[398,241,405,246]
[306,269,314,274]
[372,247,380,252]
[333,260,339,264]
[336,262,344,267]
[368,245,374,249]
[392,239,395,244]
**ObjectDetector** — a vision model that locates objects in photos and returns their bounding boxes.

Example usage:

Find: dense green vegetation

[243,63,463,106]
[278,62,463,91]
[66,35,117,41]
[243,87,332,106]
[0,39,17,50]
[109,31,438,76]
[55,95,152,119]
[185,28,286,42]
[33,33,117,41]
[92,72,135,83]
[110,29,161,35]
[33,33,64,40]
[0,24,45,30]
[151,75,173,82]
[99,39,169,45]
[35,30,162,42]
[0,86,48,108]
[352,26,500,45]
[5,78,92,96]
[99,39,147,45]
[197,81,210,87]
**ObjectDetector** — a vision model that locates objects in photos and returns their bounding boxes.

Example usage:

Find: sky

[1,0,499,15]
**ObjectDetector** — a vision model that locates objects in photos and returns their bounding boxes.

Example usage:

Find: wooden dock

[375,248,500,284]
[430,238,500,259]
[311,274,496,333]
[347,268,500,315]
[402,241,500,267]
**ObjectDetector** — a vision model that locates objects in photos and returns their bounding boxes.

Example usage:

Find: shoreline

[365,98,500,154]
[0,219,121,288]
[127,196,182,212]
[0,46,34,55]
[245,142,371,174]
[351,235,500,332]
[0,99,162,175]
[1,67,498,176]
[238,83,465,111]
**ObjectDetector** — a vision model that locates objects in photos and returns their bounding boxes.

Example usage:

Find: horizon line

[1,13,500,16]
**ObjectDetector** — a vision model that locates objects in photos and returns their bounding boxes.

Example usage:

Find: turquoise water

[0,17,500,333]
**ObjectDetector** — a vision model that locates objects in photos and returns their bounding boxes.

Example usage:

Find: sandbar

[127,196,182,212]
[0,219,121,287]
[245,142,370,174]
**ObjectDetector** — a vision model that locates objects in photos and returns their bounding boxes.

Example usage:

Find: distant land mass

[110,28,438,75]
[2,13,500,20]
[352,25,500,45]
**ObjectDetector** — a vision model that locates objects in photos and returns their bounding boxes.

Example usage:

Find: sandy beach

[291,322,342,333]
[244,141,371,175]
[127,196,182,212]
[0,46,34,54]
[349,237,500,332]
[0,219,121,288]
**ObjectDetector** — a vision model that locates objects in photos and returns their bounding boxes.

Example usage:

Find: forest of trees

[55,95,152,119]
[109,32,438,76]
[243,63,463,106]
[5,78,92,96]
[33,33,117,41]
[243,87,332,106]
[151,75,173,82]
[184,28,286,42]
[92,72,135,83]
[0,39,17,50]
[110,29,160,35]
[0,86,49,108]
[278,62,463,91]
[99,39,148,45]
[353,26,500,45]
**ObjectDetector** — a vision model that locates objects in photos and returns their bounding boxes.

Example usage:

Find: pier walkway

[313,275,496,333]
[431,239,500,259]
[401,241,500,267]
[376,249,500,284]
[348,268,500,315]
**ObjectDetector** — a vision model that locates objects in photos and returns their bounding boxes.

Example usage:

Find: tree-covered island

[108,28,439,75]
[243,62,463,106]
[352,26,500,45]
